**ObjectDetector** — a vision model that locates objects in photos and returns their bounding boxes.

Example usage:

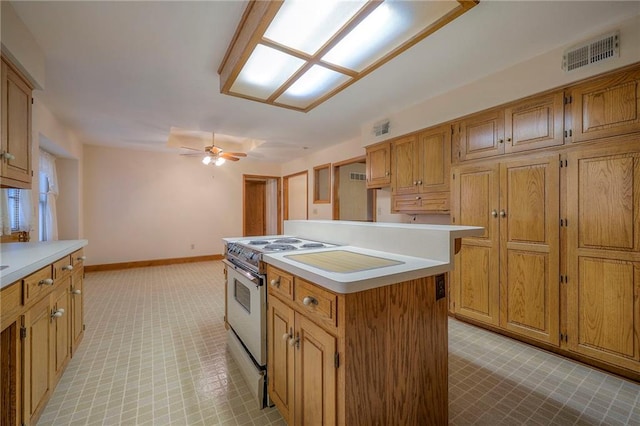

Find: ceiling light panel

[264,0,367,55]
[218,0,477,112]
[230,44,306,100]
[323,0,460,71]
[276,65,351,109]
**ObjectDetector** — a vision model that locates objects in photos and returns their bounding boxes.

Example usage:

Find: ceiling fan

[183,144,247,166]
[167,127,247,166]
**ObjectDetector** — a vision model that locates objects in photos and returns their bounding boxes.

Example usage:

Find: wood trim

[0,231,30,243]
[283,170,309,223]
[84,254,223,273]
[312,163,331,204]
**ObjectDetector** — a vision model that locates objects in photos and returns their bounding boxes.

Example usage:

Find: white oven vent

[562,31,619,72]
[373,119,390,137]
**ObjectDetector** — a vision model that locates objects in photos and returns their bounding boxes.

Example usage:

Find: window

[39,171,49,241]
[7,189,21,232]
[313,163,331,204]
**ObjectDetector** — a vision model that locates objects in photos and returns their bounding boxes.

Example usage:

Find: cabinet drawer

[0,281,23,330]
[267,265,294,300]
[23,266,53,305]
[53,256,74,281]
[71,249,86,269]
[294,278,338,328]
[392,192,450,213]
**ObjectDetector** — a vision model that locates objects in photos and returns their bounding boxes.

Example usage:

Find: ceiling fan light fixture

[218,0,478,112]
[215,157,226,166]
[202,155,213,165]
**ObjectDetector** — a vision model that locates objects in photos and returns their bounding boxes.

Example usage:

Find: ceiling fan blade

[181,146,202,152]
[224,152,247,157]
[220,153,240,161]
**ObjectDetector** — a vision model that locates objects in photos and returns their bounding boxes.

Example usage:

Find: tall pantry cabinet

[449,62,640,379]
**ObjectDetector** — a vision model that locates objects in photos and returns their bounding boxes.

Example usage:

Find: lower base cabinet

[0,247,85,425]
[267,265,448,425]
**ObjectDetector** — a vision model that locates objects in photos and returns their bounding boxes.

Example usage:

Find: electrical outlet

[435,274,446,300]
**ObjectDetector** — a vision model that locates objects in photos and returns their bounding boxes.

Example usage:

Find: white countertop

[0,240,88,288]
[264,245,450,294]
[258,220,484,294]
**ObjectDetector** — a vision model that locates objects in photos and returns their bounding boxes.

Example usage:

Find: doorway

[333,156,376,221]
[243,175,281,236]
[283,170,308,221]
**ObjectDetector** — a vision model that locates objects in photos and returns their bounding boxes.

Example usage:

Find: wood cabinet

[390,125,451,213]
[457,108,505,161]
[1,56,33,189]
[453,155,560,346]
[23,296,53,425]
[0,247,86,425]
[568,67,640,143]
[267,264,448,425]
[365,141,391,188]
[565,142,640,371]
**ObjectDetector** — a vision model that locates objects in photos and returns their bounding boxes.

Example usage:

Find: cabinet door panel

[571,68,640,142]
[505,92,564,153]
[453,165,500,325]
[459,109,505,160]
[51,282,71,384]
[500,157,559,345]
[294,314,336,426]
[267,296,294,424]
[567,143,640,371]
[24,297,52,423]
[71,269,84,353]
[418,125,451,193]
[392,135,418,195]
[578,155,638,251]
[366,142,390,188]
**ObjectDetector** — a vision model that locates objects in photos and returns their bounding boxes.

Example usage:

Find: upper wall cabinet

[504,91,564,153]
[1,57,33,189]
[365,141,391,189]
[568,67,640,143]
[457,108,505,161]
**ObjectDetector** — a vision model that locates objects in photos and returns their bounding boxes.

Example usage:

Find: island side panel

[342,276,448,425]
[388,276,448,425]
[343,286,390,425]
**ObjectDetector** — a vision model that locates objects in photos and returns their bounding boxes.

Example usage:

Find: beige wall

[82,144,281,265]
[286,173,307,220]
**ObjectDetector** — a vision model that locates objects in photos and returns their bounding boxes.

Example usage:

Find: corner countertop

[264,245,449,294]
[0,240,88,289]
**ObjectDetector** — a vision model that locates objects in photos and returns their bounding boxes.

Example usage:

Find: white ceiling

[9,1,640,162]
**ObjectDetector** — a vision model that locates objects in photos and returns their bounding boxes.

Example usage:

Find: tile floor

[37,261,640,425]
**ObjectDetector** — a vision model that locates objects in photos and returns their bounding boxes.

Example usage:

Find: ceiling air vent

[562,31,619,72]
[373,119,390,137]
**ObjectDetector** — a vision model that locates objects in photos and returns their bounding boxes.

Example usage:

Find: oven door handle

[223,259,263,286]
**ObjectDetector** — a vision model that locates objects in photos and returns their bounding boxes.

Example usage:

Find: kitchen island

[263,221,482,426]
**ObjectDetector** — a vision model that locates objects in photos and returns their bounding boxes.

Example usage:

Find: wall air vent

[373,119,390,137]
[562,31,619,72]
[349,172,366,181]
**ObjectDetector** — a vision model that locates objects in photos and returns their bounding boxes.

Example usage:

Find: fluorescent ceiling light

[218,0,478,112]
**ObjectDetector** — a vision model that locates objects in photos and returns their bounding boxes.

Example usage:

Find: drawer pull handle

[62,265,74,271]
[303,296,318,306]
[72,289,82,295]
[39,278,54,286]
[270,278,280,288]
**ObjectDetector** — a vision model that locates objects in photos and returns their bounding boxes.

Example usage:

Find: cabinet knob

[500,210,506,218]
[51,309,64,319]
[77,256,87,261]
[498,139,504,144]
[62,265,74,271]
[72,289,81,295]
[2,152,15,161]
[270,278,280,288]
[39,278,54,286]
[415,196,422,200]
[282,328,293,341]
[385,171,390,176]
[491,210,498,218]
[417,180,422,185]
[413,181,417,185]
[302,296,318,306]
[507,137,512,142]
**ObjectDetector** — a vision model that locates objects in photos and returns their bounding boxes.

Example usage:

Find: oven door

[224,259,266,366]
